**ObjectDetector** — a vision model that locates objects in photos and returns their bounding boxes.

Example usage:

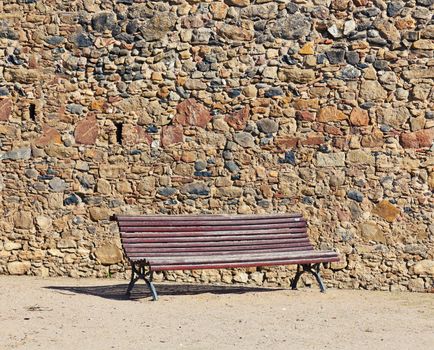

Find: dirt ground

[1,276,433,350]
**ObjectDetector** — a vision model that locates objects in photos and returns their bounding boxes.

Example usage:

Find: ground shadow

[46,282,285,301]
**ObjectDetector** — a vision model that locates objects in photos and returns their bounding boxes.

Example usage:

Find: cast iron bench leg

[126,264,158,301]
[126,263,139,296]
[291,263,327,293]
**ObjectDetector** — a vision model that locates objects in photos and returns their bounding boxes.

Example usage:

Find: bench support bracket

[126,263,158,301]
[291,263,326,293]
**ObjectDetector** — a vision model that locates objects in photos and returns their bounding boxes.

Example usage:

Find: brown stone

[359,81,387,101]
[209,3,228,20]
[225,106,250,130]
[75,115,99,145]
[175,99,212,128]
[7,261,31,275]
[278,68,316,84]
[296,110,315,121]
[34,125,62,146]
[373,200,400,222]
[361,128,384,148]
[350,107,369,126]
[161,125,184,148]
[224,0,250,7]
[428,172,434,191]
[413,260,434,276]
[359,222,386,244]
[299,42,314,55]
[89,207,111,221]
[275,136,299,150]
[122,124,152,147]
[400,129,434,148]
[0,98,12,121]
[14,211,34,229]
[353,0,368,6]
[217,23,253,41]
[294,99,319,110]
[332,0,350,11]
[95,243,123,265]
[301,135,325,146]
[317,106,347,122]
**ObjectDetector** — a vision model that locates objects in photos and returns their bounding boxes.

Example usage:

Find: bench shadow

[46,282,285,301]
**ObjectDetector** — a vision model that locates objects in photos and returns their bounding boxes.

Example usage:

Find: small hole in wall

[115,122,123,145]
[29,103,36,121]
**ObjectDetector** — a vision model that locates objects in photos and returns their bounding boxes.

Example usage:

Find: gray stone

[339,65,361,80]
[347,190,364,202]
[49,177,68,192]
[225,161,240,173]
[66,104,84,115]
[92,12,117,33]
[257,118,279,134]
[3,147,31,161]
[316,152,345,167]
[271,14,311,40]
[326,50,345,64]
[387,2,404,17]
[181,183,210,196]
[140,14,175,41]
[157,187,178,197]
[234,132,255,148]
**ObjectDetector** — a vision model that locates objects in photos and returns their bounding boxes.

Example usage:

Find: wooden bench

[116,214,339,300]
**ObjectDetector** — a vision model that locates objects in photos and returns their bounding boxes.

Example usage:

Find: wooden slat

[121,238,310,248]
[121,233,308,244]
[117,213,302,221]
[119,227,307,238]
[146,250,338,265]
[127,246,314,258]
[118,222,306,233]
[147,256,340,271]
[123,242,313,254]
[118,218,305,227]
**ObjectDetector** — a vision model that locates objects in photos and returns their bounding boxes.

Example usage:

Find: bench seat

[116,213,339,300]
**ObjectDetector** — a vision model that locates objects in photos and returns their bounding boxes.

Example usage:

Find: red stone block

[225,106,250,130]
[161,125,184,148]
[75,115,99,145]
[296,110,315,121]
[275,136,299,150]
[400,128,434,148]
[0,98,12,121]
[175,98,212,128]
[122,125,152,147]
[34,125,62,146]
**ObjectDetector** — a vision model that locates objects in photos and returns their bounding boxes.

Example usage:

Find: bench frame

[116,214,339,301]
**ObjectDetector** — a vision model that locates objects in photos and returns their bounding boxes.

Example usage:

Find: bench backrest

[117,214,314,261]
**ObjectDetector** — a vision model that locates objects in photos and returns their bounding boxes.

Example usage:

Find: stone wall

[0,0,433,291]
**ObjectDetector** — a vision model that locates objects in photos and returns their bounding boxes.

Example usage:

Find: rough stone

[234,132,255,148]
[278,68,316,83]
[256,118,279,134]
[175,99,212,128]
[14,211,34,229]
[225,107,250,130]
[75,115,99,145]
[7,262,31,275]
[318,106,347,122]
[95,243,123,265]
[89,207,111,221]
[316,153,346,167]
[359,222,386,243]
[350,107,369,126]
[359,81,387,101]
[271,14,311,40]
[400,129,434,149]
[140,14,175,41]
[0,98,12,121]
[413,260,434,276]
[373,200,400,222]
[161,125,184,148]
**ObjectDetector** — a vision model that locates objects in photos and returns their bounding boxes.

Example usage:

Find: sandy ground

[0,276,433,350]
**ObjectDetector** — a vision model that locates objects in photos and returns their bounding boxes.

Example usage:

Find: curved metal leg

[291,264,305,290]
[125,263,159,300]
[145,271,158,301]
[126,264,139,296]
[291,263,327,293]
